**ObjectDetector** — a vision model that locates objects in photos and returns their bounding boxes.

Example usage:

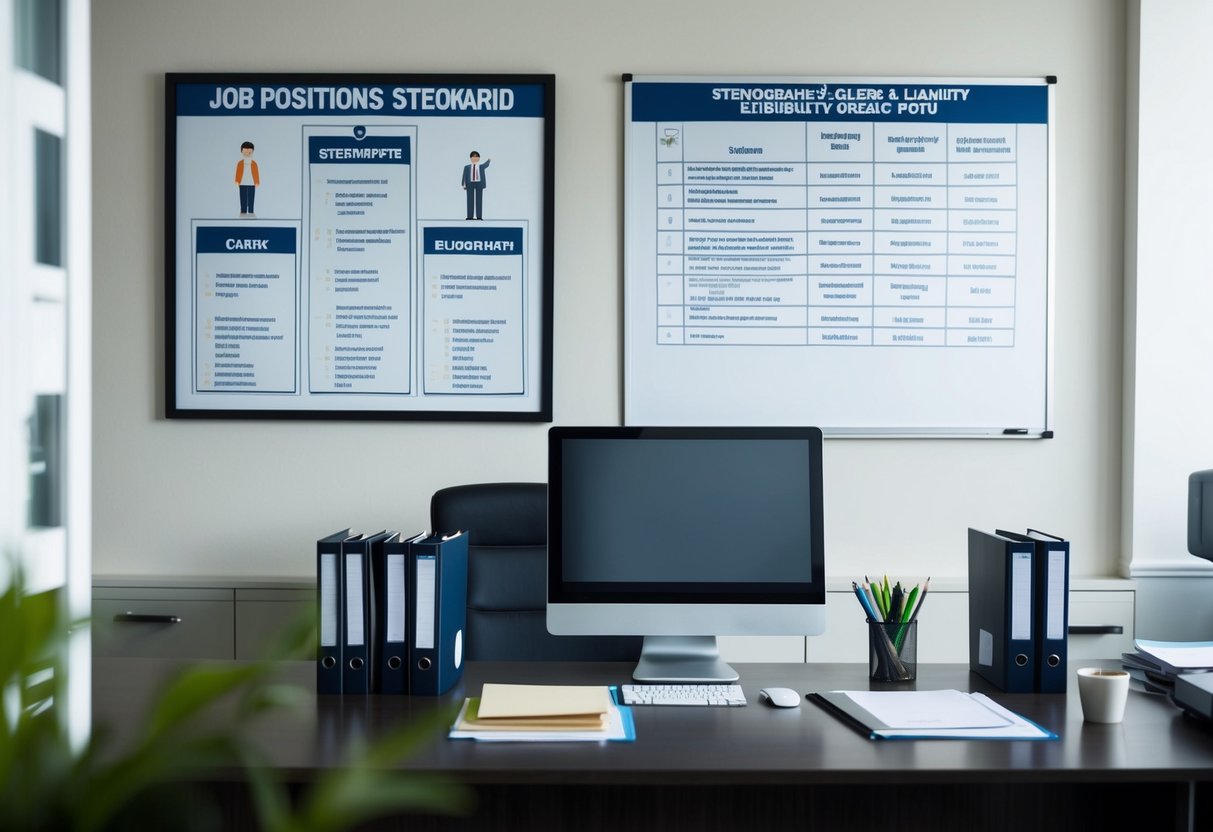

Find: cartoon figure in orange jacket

[235,141,260,217]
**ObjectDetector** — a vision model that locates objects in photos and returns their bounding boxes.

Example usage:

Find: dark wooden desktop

[93,659,1213,831]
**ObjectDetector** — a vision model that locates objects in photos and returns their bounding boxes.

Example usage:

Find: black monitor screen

[548,427,825,603]
[1190,469,1213,562]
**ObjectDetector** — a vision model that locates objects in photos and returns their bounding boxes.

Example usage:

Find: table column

[806,123,874,345]
[873,124,948,346]
[655,123,685,344]
[666,122,809,346]
[946,124,1018,346]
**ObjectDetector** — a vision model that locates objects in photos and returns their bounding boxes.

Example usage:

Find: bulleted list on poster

[306,130,414,395]
[421,225,526,396]
[193,224,298,394]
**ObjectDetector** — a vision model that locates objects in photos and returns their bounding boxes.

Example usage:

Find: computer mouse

[759,687,802,708]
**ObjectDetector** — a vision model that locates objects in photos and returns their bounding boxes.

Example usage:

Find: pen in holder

[852,576,928,683]
[868,618,917,682]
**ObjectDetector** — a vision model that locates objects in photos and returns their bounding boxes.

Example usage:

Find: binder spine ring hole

[418,657,432,671]
[321,656,336,669]
[388,656,402,670]
[349,657,364,671]
[1047,654,1061,667]
[1014,653,1029,667]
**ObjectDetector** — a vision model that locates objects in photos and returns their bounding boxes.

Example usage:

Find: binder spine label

[320,554,338,647]
[346,554,365,646]
[387,553,406,642]
[1010,551,1032,641]
[415,554,437,649]
[1045,550,1066,640]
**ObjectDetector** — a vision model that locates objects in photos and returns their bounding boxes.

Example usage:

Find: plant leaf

[140,662,269,743]
[295,772,473,832]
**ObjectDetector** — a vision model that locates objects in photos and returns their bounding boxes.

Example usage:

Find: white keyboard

[620,683,747,707]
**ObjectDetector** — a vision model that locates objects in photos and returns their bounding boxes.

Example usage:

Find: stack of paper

[1122,639,1213,693]
[449,683,635,742]
[809,689,1057,740]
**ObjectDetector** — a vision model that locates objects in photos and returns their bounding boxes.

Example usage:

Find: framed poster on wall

[624,75,1054,436]
[165,73,554,421]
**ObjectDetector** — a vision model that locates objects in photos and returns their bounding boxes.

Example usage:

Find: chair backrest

[430,482,642,661]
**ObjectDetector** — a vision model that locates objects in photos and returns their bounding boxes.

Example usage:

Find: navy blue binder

[409,531,469,696]
[997,528,1071,694]
[342,531,391,695]
[968,528,1036,693]
[1026,529,1070,694]
[372,532,421,694]
[316,528,354,695]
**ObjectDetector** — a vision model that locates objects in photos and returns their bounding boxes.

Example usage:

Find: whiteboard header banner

[630,81,1048,124]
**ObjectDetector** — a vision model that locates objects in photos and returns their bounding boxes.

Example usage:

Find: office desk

[93,659,1213,831]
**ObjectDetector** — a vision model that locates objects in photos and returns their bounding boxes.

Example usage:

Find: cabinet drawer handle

[113,612,182,624]
[1068,624,1123,635]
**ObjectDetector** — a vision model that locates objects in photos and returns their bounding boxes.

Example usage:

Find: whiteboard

[623,75,1054,437]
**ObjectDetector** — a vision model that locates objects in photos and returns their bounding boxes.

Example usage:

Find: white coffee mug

[1076,667,1130,723]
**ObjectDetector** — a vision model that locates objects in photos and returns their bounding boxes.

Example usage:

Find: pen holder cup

[868,619,917,682]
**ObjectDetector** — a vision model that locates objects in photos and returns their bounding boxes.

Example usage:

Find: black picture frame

[165,73,554,421]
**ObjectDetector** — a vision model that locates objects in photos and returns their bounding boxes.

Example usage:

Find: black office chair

[430,482,642,661]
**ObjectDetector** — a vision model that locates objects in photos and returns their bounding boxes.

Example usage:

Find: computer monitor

[547,426,826,682]
[1189,469,1213,562]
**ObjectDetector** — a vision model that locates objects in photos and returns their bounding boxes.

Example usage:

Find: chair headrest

[430,482,547,546]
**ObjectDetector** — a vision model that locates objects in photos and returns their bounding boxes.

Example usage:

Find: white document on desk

[845,689,1010,729]
[816,689,1057,740]
[1134,639,1213,672]
[448,698,636,743]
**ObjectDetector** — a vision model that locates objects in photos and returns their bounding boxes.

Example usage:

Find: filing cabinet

[94,575,1134,665]
[93,577,315,660]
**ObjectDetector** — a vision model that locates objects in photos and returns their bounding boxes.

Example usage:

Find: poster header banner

[177,82,547,118]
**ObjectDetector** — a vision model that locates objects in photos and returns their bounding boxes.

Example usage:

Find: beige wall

[91,0,1126,579]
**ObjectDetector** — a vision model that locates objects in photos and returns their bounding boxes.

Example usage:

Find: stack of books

[449,683,635,742]
[1122,639,1213,694]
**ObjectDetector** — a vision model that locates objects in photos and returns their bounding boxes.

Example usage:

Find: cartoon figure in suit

[235,140,260,217]
[461,150,491,219]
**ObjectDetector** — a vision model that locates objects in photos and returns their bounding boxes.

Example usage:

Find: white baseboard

[1130,560,1213,578]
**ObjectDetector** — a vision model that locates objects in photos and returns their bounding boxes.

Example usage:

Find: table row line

[655,326,1014,347]
[656,304,1014,328]
[659,186,1017,212]
[657,274,1015,305]
[658,233,1015,256]
[655,254,1017,279]
[657,207,1016,233]
[654,121,1024,164]
[657,162,1018,187]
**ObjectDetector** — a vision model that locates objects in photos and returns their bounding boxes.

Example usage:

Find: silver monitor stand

[631,636,739,683]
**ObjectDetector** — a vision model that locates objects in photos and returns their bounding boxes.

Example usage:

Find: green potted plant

[0,569,471,831]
